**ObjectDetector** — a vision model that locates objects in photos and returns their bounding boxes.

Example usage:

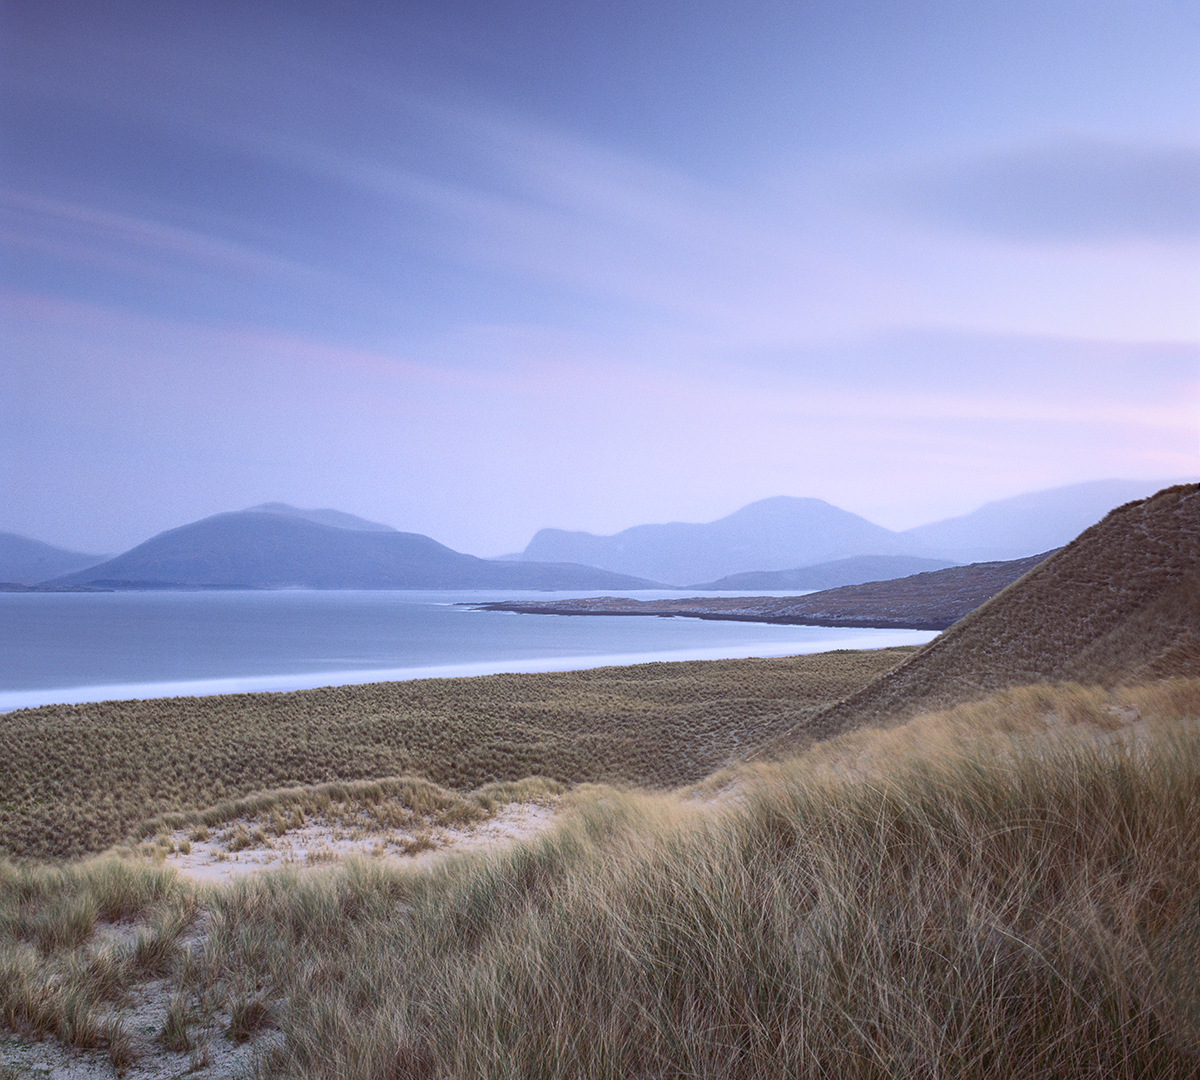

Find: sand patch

[0,909,276,1080]
[158,799,560,882]
[0,980,280,1080]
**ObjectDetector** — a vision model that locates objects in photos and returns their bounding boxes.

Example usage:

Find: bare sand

[159,799,560,882]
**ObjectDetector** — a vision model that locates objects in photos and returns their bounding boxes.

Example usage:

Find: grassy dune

[2,677,1199,1078]
[755,483,1200,756]
[0,648,913,860]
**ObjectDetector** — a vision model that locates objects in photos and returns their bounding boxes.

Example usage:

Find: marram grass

[0,648,913,859]
[2,678,1199,1077]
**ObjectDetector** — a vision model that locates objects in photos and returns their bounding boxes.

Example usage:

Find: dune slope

[762,483,1200,751]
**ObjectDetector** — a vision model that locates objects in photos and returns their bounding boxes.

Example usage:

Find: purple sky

[3,0,1198,557]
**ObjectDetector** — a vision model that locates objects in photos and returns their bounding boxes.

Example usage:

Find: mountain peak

[244,503,398,533]
[44,507,662,590]
[0,532,108,586]
[903,478,1183,562]
[520,497,913,585]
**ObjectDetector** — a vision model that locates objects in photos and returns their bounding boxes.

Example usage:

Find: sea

[0,590,939,713]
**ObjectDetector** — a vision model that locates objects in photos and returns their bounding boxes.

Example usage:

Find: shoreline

[0,627,940,714]
[470,599,950,632]
[468,554,1055,632]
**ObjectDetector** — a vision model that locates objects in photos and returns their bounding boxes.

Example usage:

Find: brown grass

[0,648,914,859]
[2,678,1198,1077]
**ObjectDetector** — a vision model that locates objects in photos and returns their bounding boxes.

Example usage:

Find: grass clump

[228,994,274,1044]
[105,1015,137,1072]
[226,825,254,853]
[0,856,189,1054]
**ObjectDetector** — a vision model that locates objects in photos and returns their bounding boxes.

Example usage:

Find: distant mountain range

[691,555,956,592]
[520,497,913,587]
[899,478,1179,563]
[41,507,661,591]
[516,479,1180,586]
[6,477,1183,592]
[0,533,107,586]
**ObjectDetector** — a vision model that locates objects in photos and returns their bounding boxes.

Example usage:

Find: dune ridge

[759,482,1200,753]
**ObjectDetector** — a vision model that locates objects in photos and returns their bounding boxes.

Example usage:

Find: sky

[2,0,1198,558]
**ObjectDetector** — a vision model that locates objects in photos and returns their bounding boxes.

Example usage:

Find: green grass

[2,675,1198,1077]
[0,648,914,859]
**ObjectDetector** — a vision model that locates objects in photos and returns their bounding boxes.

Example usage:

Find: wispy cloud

[278,107,1200,347]
[883,139,1200,243]
[278,108,922,344]
[0,189,312,281]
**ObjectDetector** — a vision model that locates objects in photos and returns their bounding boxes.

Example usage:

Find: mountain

[44,506,664,591]
[243,503,399,532]
[518,480,1181,585]
[901,478,1181,562]
[690,554,956,592]
[29,480,1187,591]
[0,532,107,585]
[519,497,929,586]
[760,483,1200,753]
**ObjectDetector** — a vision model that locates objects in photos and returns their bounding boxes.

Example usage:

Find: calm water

[0,590,938,712]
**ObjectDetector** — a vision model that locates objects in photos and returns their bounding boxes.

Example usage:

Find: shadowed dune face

[764,483,1200,752]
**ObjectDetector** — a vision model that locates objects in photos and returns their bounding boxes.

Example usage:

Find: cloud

[0,189,312,280]
[276,106,1200,348]
[888,140,1200,243]
[281,105,915,345]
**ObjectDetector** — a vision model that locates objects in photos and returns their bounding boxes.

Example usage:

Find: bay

[0,590,938,712]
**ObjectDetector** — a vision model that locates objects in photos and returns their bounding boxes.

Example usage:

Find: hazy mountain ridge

[520,480,1177,585]
[690,554,956,591]
[45,507,664,591]
[521,497,925,586]
[14,479,1183,591]
[245,503,399,532]
[0,532,107,586]
[900,478,1184,562]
